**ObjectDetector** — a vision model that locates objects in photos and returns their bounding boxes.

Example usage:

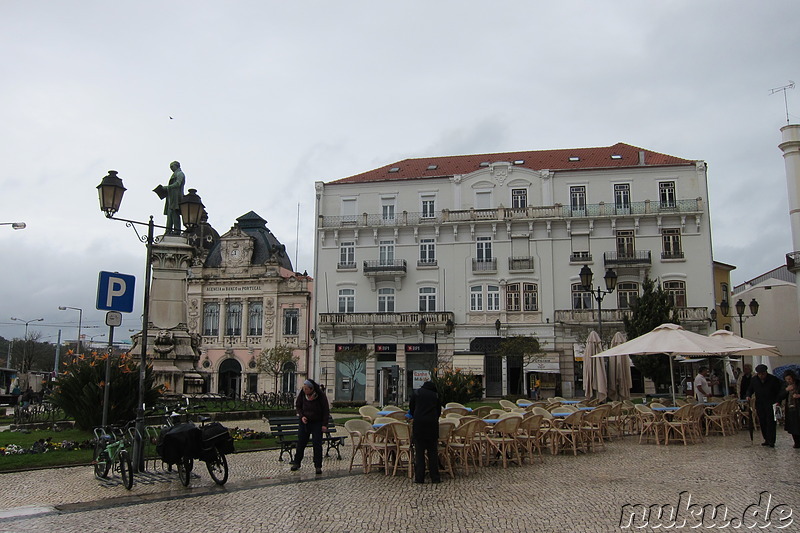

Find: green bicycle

[92,423,134,490]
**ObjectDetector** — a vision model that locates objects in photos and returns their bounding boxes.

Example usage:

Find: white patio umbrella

[709,330,782,393]
[582,331,607,401]
[606,331,633,401]
[592,323,740,403]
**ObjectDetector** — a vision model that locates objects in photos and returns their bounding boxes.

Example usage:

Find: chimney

[638,151,646,166]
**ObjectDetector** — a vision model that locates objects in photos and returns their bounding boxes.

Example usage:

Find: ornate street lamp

[578,265,618,336]
[720,298,759,338]
[96,169,204,472]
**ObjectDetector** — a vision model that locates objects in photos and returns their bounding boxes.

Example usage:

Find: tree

[623,276,680,391]
[496,335,546,394]
[50,351,163,430]
[333,345,374,401]
[19,331,44,374]
[258,344,299,393]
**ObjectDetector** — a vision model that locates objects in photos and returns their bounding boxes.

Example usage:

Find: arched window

[282,361,297,394]
[572,283,592,310]
[617,282,639,309]
[664,280,687,308]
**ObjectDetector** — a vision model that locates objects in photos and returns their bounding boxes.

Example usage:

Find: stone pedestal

[130,235,201,394]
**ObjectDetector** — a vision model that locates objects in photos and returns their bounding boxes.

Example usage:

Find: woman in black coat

[779,370,800,448]
[409,380,441,484]
[291,379,330,474]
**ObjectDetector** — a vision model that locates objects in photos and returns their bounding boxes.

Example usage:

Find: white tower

[779,124,800,314]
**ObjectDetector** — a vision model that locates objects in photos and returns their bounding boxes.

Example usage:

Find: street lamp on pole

[10,317,44,371]
[0,222,26,230]
[96,169,204,472]
[719,298,759,337]
[579,265,618,337]
[58,306,83,355]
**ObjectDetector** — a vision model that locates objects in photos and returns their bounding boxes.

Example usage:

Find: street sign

[106,311,123,327]
[96,271,136,313]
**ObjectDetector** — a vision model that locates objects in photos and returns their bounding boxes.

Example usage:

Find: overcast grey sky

[0,1,797,345]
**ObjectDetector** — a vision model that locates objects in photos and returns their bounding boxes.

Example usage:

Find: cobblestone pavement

[0,424,797,533]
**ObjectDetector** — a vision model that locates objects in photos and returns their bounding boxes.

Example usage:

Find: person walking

[778,370,800,448]
[747,364,783,448]
[290,379,329,475]
[409,380,441,484]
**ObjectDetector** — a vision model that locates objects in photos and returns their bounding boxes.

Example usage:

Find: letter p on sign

[97,271,136,313]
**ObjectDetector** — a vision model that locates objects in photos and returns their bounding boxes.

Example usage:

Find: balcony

[569,252,592,263]
[319,311,455,329]
[472,258,497,273]
[604,250,651,267]
[508,257,535,271]
[661,250,685,260]
[417,259,438,268]
[337,262,357,271]
[363,259,407,274]
[554,306,711,326]
[317,198,705,229]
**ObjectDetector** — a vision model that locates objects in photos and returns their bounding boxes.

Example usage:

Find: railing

[363,259,407,273]
[787,251,800,272]
[603,250,652,266]
[13,401,69,426]
[417,259,438,267]
[472,258,497,272]
[319,311,455,327]
[661,251,685,260]
[554,306,710,325]
[318,198,704,229]
[337,262,357,270]
[569,252,592,262]
[508,257,534,271]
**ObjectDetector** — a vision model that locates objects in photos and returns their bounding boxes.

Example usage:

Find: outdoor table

[372,423,387,429]
[651,407,680,412]
[578,407,595,411]
[518,403,532,407]
[561,400,581,404]
[551,412,571,417]
[376,410,395,416]
[482,419,500,423]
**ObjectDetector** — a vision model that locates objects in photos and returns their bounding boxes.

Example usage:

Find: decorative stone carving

[153,330,175,355]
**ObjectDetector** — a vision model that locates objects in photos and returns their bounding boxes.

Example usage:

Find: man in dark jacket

[747,364,783,447]
[409,380,441,484]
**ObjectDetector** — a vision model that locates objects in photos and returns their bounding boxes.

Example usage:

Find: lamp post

[708,308,718,330]
[10,317,44,371]
[97,169,204,472]
[579,265,618,337]
[88,334,106,349]
[0,222,26,230]
[58,306,83,356]
[719,298,759,338]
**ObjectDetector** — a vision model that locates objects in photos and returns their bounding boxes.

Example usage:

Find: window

[511,189,527,209]
[226,302,242,336]
[572,283,592,310]
[523,283,538,311]
[664,281,686,308]
[470,286,483,311]
[203,303,219,336]
[570,186,586,213]
[614,184,630,212]
[381,197,395,221]
[339,241,355,268]
[419,238,436,265]
[247,374,258,394]
[616,230,635,258]
[419,287,437,312]
[338,289,355,313]
[617,282,639,309]
[283,308,299,335]
[476,237,492,262]
[248,302,263,336]
[506,283,521,311]
[341,198,357,223]
[662,229,683,259]
[379,240,395,265]
[282,362,297,394]
[421,196,436,218]
[377,288,395,313]
[475,190,492,209]
[487,285,500,311]
[660,181,676,208]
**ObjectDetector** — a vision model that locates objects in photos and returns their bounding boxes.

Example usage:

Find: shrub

[331,400,366,409]
[431,369,484,405]
[50,352,163,430]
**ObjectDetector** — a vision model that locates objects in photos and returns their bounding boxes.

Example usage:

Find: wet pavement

[0,422,798,532]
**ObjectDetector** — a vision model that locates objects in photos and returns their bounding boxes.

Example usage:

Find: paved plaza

[0,426,797,533]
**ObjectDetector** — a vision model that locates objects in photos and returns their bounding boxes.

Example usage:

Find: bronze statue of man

[161,161,185,234]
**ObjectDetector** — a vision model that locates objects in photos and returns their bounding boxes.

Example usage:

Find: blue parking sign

[97,271,136,313]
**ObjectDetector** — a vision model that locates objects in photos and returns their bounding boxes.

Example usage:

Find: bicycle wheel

[93,443,111,479]
[119,450,134,490]
[177,456,193,487]
[206,449,229,486]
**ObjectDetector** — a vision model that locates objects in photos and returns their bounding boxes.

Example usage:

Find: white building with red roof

[312,143,715,402]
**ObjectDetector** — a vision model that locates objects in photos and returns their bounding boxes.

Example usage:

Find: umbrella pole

[669,356,676,405]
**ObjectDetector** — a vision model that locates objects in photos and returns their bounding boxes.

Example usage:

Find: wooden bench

[268,416,346,463]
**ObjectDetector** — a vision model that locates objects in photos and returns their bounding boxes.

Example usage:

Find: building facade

[186,211,313,397]
[312,143,716,402]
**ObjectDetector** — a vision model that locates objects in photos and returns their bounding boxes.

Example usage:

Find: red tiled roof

[328,143,696,185]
